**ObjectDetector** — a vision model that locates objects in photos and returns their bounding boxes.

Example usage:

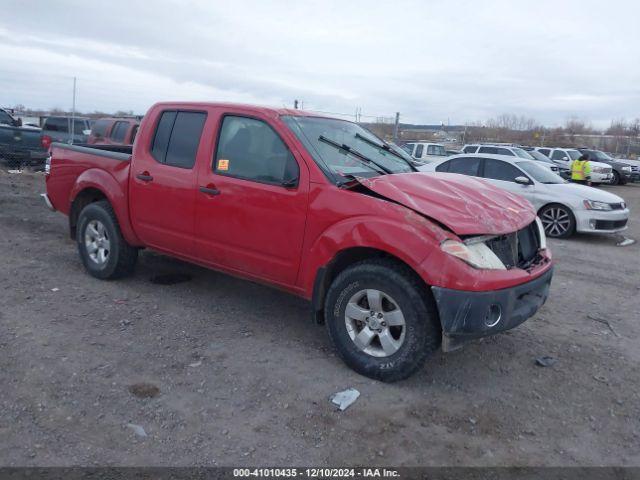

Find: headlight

[440,239,506,270]
[535,216,547,250]
[583,200,612,210]
[622,166,632,172]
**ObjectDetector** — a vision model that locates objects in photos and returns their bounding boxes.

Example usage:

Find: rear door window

[44,117,69,132]
[150,110,206,169]
[462,145,478,153]
[435,160,450,172]
[496,147,515,156]
[110,121,128,142]
[447,157,481,176]
[537,148,550,156]
[91,120,110,138]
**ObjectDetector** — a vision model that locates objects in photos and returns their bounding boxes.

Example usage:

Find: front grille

[485,221,540,270]
[631,166,639,172]
[594,219,627,230]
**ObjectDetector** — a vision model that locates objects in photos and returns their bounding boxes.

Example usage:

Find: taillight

[41,135,52,150]
[45,154,52,175]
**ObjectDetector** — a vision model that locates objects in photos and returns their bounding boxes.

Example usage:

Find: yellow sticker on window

[218,159,229,171]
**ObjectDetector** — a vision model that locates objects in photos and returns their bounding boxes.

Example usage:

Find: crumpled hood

[356,172,536,235]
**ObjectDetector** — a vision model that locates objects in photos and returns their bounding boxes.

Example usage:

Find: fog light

[484,304,502,327]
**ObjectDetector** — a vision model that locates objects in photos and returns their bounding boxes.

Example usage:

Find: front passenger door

[194,113,309,286]
[481,158,536,205]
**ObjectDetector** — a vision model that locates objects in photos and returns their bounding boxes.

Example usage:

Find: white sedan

[420,154,629,238]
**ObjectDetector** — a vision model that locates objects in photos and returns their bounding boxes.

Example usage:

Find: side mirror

[562,157,569,161]
[82,129,92,136]
[281,176,299,188]
[515,176,531,185]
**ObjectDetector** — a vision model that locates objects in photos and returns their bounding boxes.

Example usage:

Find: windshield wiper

[354,133,416,170]
[335,173,362,189]
[318,135,393,175]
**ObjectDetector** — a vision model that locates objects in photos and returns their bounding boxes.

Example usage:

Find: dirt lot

[0,169,639,467]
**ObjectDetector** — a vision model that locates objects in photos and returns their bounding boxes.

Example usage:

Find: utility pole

[70,76,77,145]
[393,112,400,143]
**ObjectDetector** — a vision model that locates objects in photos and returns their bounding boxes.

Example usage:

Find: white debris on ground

[126,423,148,437]
[329,388,360,411]
[616,237,635,247]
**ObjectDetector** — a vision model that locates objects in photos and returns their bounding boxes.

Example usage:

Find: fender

[299,210,451,299]
[70,168,142,246]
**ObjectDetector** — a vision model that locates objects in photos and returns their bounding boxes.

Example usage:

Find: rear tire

[77,200,138,279]
[324,259,441,382]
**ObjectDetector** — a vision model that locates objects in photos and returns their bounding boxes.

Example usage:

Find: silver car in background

[419,154,629,238]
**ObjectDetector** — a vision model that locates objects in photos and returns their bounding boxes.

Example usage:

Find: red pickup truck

[44,102,553,381]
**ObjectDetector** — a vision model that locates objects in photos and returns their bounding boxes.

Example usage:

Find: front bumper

[589,172,612,183]
[432,266,553,351]
[575,208,629,233]
[41,193,55,211]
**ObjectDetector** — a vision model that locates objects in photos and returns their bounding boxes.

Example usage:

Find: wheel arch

[310,247,432,324]
[69,170,142,246]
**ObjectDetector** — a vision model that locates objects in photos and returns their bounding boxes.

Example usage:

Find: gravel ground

[0,170,639,467]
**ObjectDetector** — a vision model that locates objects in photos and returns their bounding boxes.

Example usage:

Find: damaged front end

[343,173,554,351]
[433,217,553,351]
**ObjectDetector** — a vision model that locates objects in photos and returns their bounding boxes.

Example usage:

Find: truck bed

[45,142,132,217]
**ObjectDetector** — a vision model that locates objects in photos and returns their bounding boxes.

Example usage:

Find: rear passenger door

[194,111,309,286]
[440,156,482,177]
[129,109,207,256]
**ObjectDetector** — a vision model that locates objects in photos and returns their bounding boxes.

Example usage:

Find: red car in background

[87,117,140,145]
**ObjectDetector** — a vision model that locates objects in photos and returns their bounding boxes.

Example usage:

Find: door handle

[199,186,220,196]
[136,172,153,182]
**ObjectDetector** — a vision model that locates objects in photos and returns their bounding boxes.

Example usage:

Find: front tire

[539,204,576,239]
[610,171,621,185]
[324,259,441,382]
[77,200,138,279]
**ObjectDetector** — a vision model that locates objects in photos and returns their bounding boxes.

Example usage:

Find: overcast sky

[0,0,638,126]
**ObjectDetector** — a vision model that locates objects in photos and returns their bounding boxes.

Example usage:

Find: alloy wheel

[541,207,571,237]
[344,289,406,357]
[84,220,110,265]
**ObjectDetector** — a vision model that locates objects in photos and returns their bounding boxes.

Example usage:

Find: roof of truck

[149,101,342,120]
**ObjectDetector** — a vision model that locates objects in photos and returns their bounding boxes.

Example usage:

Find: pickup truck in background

[44,101,553,381]
[40,116,92,148]
[88,117,140,145]
[0,108,48,169]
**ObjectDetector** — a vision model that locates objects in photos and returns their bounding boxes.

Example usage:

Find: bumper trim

[41,193,55,211]
[432,266,553,351]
